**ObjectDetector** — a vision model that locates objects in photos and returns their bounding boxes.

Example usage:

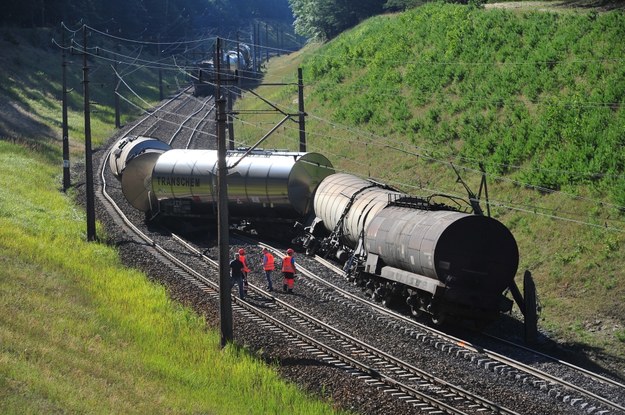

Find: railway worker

[262,248,275,292]
[230,253,245,300]
[281,248,296,294]
[238,248,250,295]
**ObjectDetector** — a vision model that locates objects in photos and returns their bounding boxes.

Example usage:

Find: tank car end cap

[121,152,160,212]
[288,153,334,215]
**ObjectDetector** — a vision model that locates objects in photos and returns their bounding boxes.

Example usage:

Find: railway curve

[88,91,624,415]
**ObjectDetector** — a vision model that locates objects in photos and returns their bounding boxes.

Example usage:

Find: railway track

[95,90,625,415]
[173,235,521,415]
[291,253,625,415]
[98,165,520,415]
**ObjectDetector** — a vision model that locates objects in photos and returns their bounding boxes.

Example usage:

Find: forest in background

[1,0,471,42]
[1,0,294,40]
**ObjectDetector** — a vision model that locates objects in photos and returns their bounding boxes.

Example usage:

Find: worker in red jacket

[281,248,296,294]
[238,248,250,295]
[262,248,275,292]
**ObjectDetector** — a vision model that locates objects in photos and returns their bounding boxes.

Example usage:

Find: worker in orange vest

[281,248,296,294]
[238,248,250,295]
[262,248,275,292]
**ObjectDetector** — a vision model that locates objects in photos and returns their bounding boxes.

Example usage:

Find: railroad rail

[96,90,624,415]
[291,252,625,415]
[173,235,519,415]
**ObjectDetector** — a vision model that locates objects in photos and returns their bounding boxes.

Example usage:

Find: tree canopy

[1,0,294,40]
[289,0,386,40]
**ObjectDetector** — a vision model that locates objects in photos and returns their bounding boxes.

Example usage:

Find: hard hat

[238,248,245,255]
[286,248,294,255]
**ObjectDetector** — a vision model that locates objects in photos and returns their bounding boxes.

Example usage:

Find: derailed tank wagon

[109,135,521,327]
[109,135,334,237]
[297,173,519,325]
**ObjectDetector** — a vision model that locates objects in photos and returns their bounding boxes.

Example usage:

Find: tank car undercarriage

[297,217,514,328]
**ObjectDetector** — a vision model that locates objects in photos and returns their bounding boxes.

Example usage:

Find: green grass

[234,3,625,372]
[0,140,344,414]
[0,28,346,414]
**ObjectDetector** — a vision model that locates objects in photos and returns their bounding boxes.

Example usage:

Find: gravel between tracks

[80,96,622,415]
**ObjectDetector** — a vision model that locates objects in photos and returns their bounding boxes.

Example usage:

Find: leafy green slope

[304,5,625,203]
[235,3,625,374]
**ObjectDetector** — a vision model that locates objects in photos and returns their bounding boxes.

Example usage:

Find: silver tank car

[108,136,172,212]
[108,135,171,181]
[108,136,334,223]
[145,148,334,219]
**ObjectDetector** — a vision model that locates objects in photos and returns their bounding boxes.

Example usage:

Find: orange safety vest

[239,254,250,273]
[281,255,295,274]
[263,252,275,271]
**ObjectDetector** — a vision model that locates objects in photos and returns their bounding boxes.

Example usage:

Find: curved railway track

[94,90,625,415]
[99,113,518,414]
[290,253,625,415]
[172,235,521,415]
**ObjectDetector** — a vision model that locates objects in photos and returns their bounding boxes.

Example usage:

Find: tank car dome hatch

[108,136,171,181]
[121,151,161,212]
[288,153,335,216]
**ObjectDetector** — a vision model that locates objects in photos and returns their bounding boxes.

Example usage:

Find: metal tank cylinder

[365,206,519,289]
[149,149,334,216]
[108,136,171,180]
[313,173,405,246]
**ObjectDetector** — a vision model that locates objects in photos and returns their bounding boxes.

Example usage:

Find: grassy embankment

[0,29,345,414]
[233,3,625,374]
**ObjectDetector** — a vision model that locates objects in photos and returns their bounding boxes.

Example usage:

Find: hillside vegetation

[234,3,625,374]
[0,29,344,414]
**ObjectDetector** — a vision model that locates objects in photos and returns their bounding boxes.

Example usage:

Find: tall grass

[0,141,344,412]
[233,3,625,367]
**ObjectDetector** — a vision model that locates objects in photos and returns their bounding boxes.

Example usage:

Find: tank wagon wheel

[406,293,423,317]
[381,295,391,307]
[410,306,423,318]
[431,313,447,326]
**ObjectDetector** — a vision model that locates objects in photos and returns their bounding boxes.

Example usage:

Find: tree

[289,0,384,40]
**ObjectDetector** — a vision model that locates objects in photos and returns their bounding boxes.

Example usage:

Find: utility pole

[236,31,241,91]
[114,44,121,128]
[216,38,233,347]
[255,23,260,72]
[252,23,257,73]
[298,68,306,152]
[61,28,70,191]
[82,25,96,241]
[158,35,164,101]
[227,90,234,150]
[265,23,269,63]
